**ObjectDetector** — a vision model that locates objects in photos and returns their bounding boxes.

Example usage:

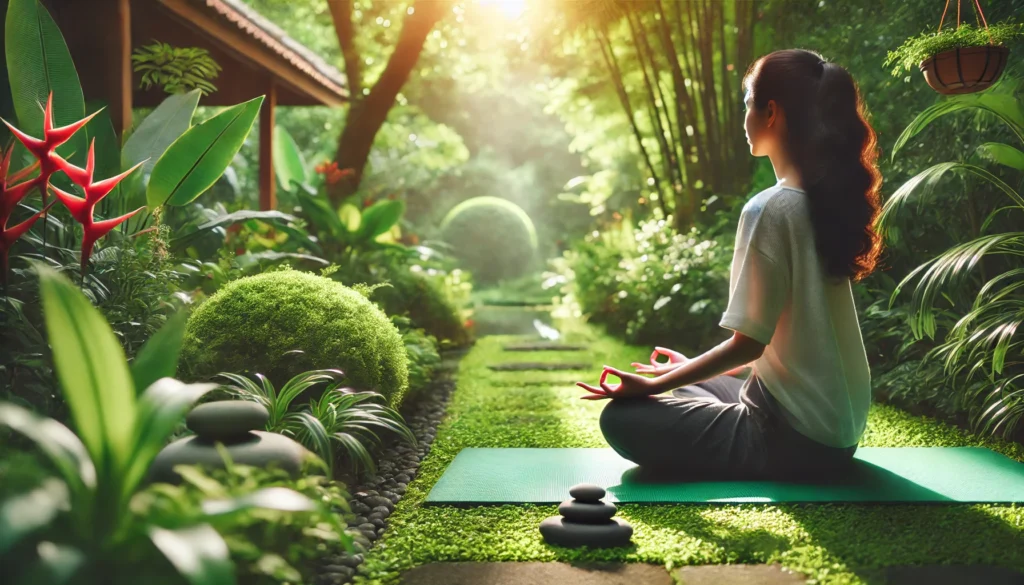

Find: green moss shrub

[441,196,538,286]
[180,270,409,407]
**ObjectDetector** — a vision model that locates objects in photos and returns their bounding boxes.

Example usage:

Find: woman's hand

[577,366,657,401]
[631,346,689,374]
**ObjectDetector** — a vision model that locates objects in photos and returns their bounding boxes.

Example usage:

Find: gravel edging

[312,360,461,585]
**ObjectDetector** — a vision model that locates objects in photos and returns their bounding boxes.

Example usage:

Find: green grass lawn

[355,326,1024,585]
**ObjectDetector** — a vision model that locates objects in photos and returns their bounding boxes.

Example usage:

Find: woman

[576,49,883,480]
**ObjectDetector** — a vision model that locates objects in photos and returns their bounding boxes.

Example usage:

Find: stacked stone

[539,483,632,548]
[149,401,306,484]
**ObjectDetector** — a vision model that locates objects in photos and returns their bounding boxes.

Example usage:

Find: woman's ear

[766,99,778,128]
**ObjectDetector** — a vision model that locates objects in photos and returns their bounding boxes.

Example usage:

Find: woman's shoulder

[743,185,807,218]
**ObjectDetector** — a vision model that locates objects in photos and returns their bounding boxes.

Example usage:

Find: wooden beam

[157,0,346,107]
[115,0,132,136]
[259,80,277,211]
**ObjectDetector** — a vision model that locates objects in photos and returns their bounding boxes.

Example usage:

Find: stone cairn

[539,483,632,548]
[149,400,307,484]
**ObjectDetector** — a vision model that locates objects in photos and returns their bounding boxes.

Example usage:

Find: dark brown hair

[743,49,883,281]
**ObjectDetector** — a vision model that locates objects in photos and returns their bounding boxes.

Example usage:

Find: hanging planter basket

[919,44,1010,95]
[884,0,1020,96]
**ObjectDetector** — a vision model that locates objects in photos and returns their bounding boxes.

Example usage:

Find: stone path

[488,362,590,371]
[399,562,810,584]
[504,342,587,352]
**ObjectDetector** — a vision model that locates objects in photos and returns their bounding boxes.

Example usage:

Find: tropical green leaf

[147,96,263,208]
[149,524,235,585]
[0,404,95,496]
[123,89,201,179]
[200,487,317,518]
[273,125,307,190]
[37,265,136,478]
[131,312,188,395]
[297,190,345,238]
[357,200,405,241]
[338,204,361,232]
[169,209,298,252]
[976,142,1024,172]
[5,0,87,160]
[892,93,1024,160]
[0,478,69,555]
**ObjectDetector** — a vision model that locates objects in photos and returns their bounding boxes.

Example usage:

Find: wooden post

[259,79,277,211]
[114,0,132,136]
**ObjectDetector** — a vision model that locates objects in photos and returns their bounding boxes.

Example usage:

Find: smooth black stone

[371,505,391,516]
[364,496,392,509]
[539,516,633,549]
[149,431,305,483]
[558,499,617,523]
[186,401,269,441]
[568,483,606,502]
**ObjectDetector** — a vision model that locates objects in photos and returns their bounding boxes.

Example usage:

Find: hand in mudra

[631,346,689,375]
[577,366,656,401]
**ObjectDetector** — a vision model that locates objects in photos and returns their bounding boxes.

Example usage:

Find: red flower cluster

[314,161,355,186]
[2,94,144,278]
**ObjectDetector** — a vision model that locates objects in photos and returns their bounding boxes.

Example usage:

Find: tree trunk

[327,0,362,98]
[328,0,450,205]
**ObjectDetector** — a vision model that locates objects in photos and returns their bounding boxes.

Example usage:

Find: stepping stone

[856,565,1024,585]
[675,564,806,584]
[504,342,587,352]
[400,561,673,585]
[488,362,590,372]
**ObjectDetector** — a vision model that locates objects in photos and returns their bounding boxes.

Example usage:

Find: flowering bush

[553,218,732,352]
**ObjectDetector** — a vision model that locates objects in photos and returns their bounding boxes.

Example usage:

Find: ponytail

[744,50,882,281]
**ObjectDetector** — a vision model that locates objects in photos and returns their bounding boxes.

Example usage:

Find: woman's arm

[579,332,766,400]
[648,332,764,393]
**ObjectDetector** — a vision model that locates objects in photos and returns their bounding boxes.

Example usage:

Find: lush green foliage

[393,315,443,395]
[885,22,1024,76]
[136,463,351,585]
[355,330,1024,585]
[131,42,222,96]
[180,270,410,407]
[553,217,732,353]
[0,266,334,585]
[216,368,415,477]
[878,81,1024,438]
[441,196,538,286]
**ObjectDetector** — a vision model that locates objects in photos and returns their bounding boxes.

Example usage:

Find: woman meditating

[576,49,883,480]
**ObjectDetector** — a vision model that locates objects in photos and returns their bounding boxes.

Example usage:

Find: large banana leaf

[273,125,307,191]
[84,101,120,185]
[123,90,200,175]
[147,96,263,208]
[38,265,136,479]
[4,0,87,160]
[892,93,1024,160]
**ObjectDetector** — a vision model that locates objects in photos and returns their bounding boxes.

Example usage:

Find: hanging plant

[884,1,1022,95]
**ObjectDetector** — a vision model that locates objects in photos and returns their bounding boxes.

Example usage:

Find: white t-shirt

[719,184,871,448]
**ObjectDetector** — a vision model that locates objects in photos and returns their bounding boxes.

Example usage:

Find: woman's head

[742,49,883,281]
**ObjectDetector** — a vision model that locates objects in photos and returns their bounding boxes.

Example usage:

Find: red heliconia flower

[1,93,99,208]
[49,140,145,276]
[0,145,50,284]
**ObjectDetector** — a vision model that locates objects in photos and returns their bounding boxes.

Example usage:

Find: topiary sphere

[440,196,538,286]
[180,270,409,407]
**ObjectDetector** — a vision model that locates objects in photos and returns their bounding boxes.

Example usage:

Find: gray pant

[599,375,857,480]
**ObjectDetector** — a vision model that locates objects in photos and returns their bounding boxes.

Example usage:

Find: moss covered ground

[355,324,1024,585]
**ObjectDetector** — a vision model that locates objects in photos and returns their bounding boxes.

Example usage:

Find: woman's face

[743,89,776,158]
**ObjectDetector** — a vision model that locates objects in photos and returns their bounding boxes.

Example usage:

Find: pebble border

[313,359,462,585]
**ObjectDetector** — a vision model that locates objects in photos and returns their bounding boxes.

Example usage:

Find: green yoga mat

[425,448,1024,504]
